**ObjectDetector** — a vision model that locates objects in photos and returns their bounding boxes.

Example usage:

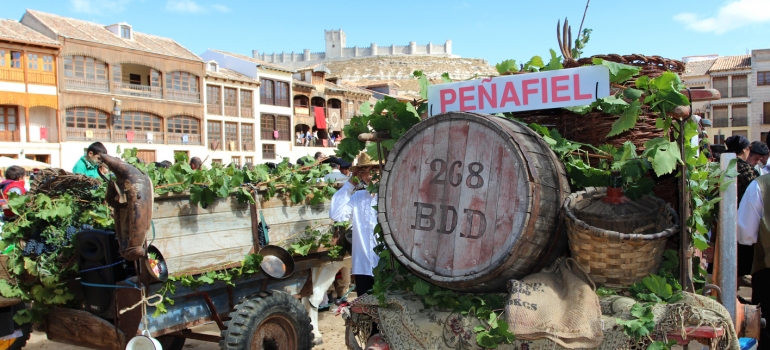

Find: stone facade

[253,29,453,69]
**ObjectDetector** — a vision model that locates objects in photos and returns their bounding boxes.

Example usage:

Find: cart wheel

[0,323,30,350]
[157,335,186,350]
[220,291,313,350]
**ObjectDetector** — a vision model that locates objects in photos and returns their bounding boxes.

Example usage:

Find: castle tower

[325,29,346,58]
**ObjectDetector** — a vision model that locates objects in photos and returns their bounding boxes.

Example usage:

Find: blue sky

[2,0,769,66]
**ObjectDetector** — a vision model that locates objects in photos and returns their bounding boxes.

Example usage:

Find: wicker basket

[563,187,679,287]
[0,255,21,307]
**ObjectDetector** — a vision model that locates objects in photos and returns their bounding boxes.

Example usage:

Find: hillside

[324,55,498,97]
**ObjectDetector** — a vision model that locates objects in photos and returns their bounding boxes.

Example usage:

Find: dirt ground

[23,309,348,350]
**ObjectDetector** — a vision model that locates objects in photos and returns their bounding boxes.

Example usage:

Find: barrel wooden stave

[380,112,569,292]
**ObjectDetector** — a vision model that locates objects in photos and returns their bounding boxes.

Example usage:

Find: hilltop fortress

[252,29,454,69]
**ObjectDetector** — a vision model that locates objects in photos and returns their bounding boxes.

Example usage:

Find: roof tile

[25,10,200,61]
[683,59,716,77]
[0,19,60,46]
[709,54,751,72]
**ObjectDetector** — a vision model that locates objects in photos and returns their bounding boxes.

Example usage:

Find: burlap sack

[504,257,603,348]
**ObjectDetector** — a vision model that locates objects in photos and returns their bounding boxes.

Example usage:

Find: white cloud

[165,0,232,14]
[165,0,206,14]
[674,0,770,34]
[70,0,131,15]
[211,4,231,13]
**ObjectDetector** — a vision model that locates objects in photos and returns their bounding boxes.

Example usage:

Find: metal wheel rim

[251,314,297,350]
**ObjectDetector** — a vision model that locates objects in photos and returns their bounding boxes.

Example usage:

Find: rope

[79,259,125,273]
[118,287,164,335]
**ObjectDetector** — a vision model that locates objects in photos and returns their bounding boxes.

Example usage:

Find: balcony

[0,130,20,142]
[168,132,202,145]
[113,130,165,143]
[712,118,729,128]
[224,106,239,117]
[65,77,109,93]
[294,106,310,116]
[0,68,23,82]
[113,82,162,99]
[207,104,222,115]
[166,89,200,103]
[65,127,111,142]
[732,86,748,98]
[27,72,56,85]
[732,116,748,127]
[240,107,253,118]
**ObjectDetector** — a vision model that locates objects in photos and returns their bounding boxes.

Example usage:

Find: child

[0,165,27,220]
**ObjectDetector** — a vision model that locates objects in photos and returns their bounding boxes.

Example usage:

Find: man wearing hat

[322,157,352,184]
[749,141,770,175]
[329,152,382,343]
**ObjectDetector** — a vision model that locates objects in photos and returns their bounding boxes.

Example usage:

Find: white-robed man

[737,174,770,349]
[329,152,383,345]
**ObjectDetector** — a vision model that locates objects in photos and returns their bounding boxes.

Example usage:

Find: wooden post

[24,106,30,143]
[679,117,694,293]
[718,152,738,324]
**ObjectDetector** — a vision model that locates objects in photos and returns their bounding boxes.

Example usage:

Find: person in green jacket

[72,142,108,179]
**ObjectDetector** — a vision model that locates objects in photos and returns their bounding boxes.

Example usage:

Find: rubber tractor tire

[220,291,313,350]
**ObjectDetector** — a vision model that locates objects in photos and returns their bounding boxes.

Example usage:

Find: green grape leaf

[607,100,641,137]
[495,59,518,74]
[545,49,563,71]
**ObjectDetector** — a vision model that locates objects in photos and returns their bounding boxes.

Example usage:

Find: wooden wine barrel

[379,112,571,292]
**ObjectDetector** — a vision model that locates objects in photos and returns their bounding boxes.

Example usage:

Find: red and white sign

[427,65,610,116]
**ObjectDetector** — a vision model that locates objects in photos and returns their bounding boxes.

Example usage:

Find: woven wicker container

[563,187,679,287]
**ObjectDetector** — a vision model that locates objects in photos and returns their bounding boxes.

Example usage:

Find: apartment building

[200,49,298,161]
[202,60,260,167]
[0,19,61,166]
[21,10,206,167]
[291,64,372,146]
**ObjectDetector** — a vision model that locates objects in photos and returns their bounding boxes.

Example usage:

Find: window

[10,51,21,69]
[64,56,107,80]
[207,85,221,115]
[732,75,748,97]
[224,87,238,116]
[758,71,770,86]
[166,71,198,92]
[276,81,289,106]
[714,135,725,145]
[135,150,156,164]
[245,156,253,165]
[240,90,253,117]
[167,116,200,135]
[713,77,728,98]
[764,102,770,124]
[151,69,160,88]
[260,79,274,105]
[762,132,768,143]
[225,122,239,151]
[66,107,110,129]
[260,114,290,140]
[712,106,728,127]
[42,55,54,72]
[0,106,18,131]
[242,123,254,150]
[129,73,141,85]
[208,62,217,72]
[732,105,748,127]
[732,130,748,138]
[115,111,161,132]
[212,159,222,165]
[231,156,241,167]
[0,50,5,67]
[27,54,38,70]
[112,64,122,82]
[120,26,131,39]
[207,121,222,146]
[262,144,275,159]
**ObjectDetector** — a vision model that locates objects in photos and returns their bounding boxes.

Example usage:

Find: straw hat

[352,152,380,169]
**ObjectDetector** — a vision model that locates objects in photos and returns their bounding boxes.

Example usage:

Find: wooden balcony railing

[114,82,162,99]
[113,130,165,143]
[294,106,310,116]
[207,104,222,115]
[27,72,56,85]
[65,127,111,141]
[224,106,239,117]
[168,133,202,145]
[65,77,109,93]
[0,68,24,82]
[166,89,200,103]
[0,130,21,142]
[240,107,253,118]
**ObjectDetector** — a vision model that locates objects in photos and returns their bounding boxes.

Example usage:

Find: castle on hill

[252,29,455,69]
